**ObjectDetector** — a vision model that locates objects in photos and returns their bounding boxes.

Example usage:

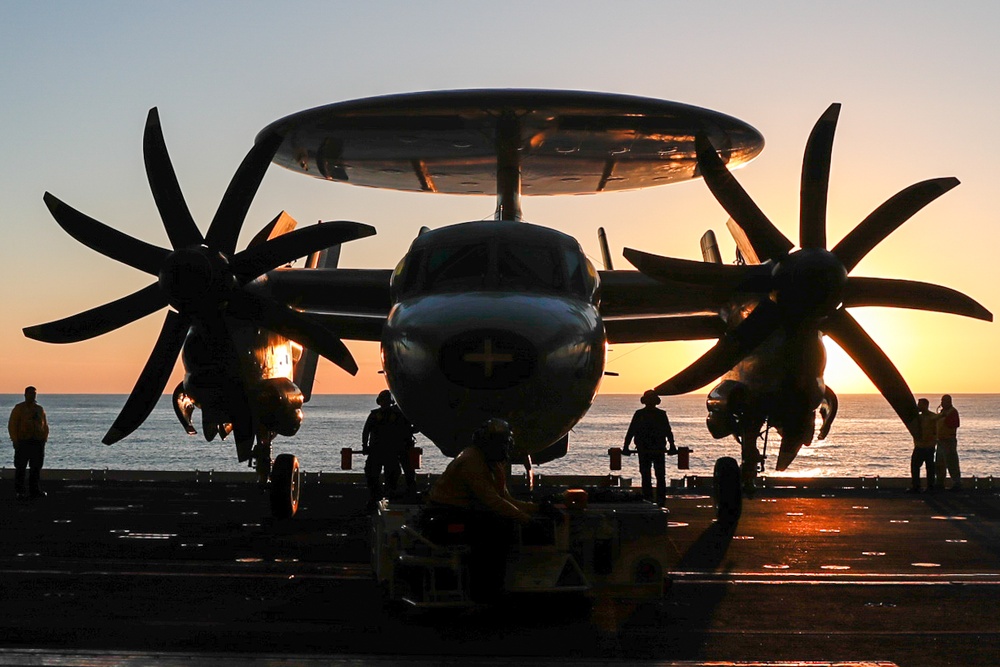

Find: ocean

[2,394,997,480]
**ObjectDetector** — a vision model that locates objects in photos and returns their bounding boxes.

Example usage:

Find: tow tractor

[371,486,671,609]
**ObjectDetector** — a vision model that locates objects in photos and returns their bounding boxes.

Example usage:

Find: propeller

[25,108,376,446]
[626,103,992,434]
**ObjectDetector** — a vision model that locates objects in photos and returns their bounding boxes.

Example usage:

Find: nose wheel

[270,453,300,519]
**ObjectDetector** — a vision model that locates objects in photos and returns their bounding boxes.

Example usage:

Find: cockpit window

[562,248,587,297]
[424,243,489,290]
[498,244,562,292]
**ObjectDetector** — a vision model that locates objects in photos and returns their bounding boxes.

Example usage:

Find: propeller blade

[822,309,918,435]
[43,193,169,275]
[654,300,781,395]
[623,247,771,291]
[844,276,993,321]
[233,221,376,283]
[143,108,203,250]
[205,131,284,256]
[832,177,960,272]
[103,310,189,445]
[228,292,359,375]
[23,283,167,343]
[696,133,793,261]
[799,103,840,250]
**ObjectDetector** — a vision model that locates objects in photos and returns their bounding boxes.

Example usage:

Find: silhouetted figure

[907,398,938,493]
[426,418,537,601]
[361,390,416,506]
[623,389,676,506]
[7,386,49,500]
[935,394,962,490]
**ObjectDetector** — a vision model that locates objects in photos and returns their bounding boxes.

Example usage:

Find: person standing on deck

[8,386,49,500]
[907,398,938,493]
[935,394,962,490]
[623,389,676,506]
[362,390,416,506]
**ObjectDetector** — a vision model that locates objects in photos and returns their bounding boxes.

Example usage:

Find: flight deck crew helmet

[641,389,661,406]
[472,418,514,463]
[376,390,394,407]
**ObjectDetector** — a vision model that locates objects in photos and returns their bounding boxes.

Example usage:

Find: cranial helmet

[376,389,394,407]
[472,418,514,463]
[641,389,661,406]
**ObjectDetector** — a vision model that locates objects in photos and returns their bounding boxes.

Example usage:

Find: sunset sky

[2,2,997,396]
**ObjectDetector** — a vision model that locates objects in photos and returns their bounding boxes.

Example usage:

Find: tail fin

[293,242,342,401]
[726,217,761,265]
[598,227,614,270]
[700,230,723,264]
[248,211,298,248]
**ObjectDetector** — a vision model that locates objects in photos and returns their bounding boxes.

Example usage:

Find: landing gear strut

[713,456,742,525]
[270,453,300,519]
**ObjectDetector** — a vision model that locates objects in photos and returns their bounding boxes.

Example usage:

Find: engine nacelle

[175,322,306,455]
[706,379,749,439]
[253,377,304,437]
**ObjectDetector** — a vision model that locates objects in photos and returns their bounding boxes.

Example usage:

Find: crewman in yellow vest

[7,386,49,500]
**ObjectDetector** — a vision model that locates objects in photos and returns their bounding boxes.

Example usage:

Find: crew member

[426,418,537,601]
[361,390,416,506]
[907,398,938,493]
[935,394,962,490]
[623,389,676,506]
[428,418,536,522]
[8,386,49,500]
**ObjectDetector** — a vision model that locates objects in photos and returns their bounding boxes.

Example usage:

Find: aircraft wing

[598,270,730,318]
[259,267,392,342]
[604,314,725,344]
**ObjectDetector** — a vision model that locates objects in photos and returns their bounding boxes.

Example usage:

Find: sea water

[1,394,997,479]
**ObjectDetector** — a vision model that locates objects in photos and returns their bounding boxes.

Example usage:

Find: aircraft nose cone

[439,329,537,389]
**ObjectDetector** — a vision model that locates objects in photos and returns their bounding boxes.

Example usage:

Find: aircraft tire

[270,453,300,519]
[713,456,742,525]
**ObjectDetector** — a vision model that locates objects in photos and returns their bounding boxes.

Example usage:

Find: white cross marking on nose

[463,339,514,377]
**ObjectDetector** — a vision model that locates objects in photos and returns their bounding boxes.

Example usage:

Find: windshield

[497,244,563,292]
[424,243,489,291]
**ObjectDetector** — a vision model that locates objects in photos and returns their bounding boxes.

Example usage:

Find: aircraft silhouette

[24,92,991,520]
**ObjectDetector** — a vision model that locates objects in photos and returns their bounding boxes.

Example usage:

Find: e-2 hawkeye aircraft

[24,90,990,522]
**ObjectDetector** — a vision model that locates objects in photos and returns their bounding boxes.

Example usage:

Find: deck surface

[2,472,999,666]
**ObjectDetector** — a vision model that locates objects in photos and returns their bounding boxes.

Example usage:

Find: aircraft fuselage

[382,220,604,457]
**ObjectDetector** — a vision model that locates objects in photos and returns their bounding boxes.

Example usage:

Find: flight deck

[2,471,999,666]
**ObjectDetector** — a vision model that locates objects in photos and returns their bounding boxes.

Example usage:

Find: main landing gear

[253,436,301,519]
[713,456,742,525]
[269,453,301,519]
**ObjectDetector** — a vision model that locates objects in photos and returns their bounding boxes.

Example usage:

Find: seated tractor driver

[424,418,537,602]
[427,418,537,523]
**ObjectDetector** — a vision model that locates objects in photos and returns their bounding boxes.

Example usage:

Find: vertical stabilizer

[598,227,614,270]
[726,217,761,265]
[700,229,723,264]
[293,242,341,401]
